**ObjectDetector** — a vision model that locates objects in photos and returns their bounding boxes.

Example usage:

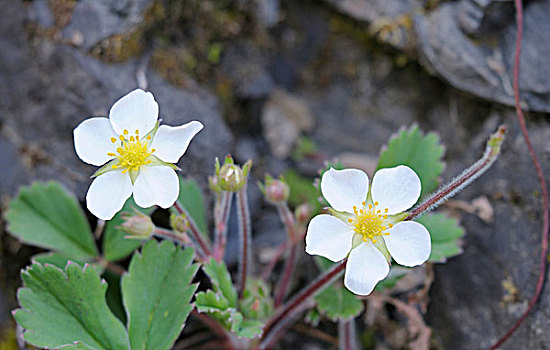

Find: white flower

[73,89,203,220]
[305,166,431,295]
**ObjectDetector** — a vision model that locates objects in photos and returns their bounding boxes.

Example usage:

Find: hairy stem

[237,185,252,298]
[213,191,233,261]
[338,318,357,350]
[173,201,212,258]
[489,0,550,348]
[406,125,506,221]
[274,242,299,307]
[260,261,346,349]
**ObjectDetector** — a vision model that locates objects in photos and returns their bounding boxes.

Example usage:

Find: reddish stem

[489,0,550,348]
[260,260,347,349]
[173,201,212,258]
[338,318,357,350]
[237,186,251,298]
[213,191,233,261]
[274,242,299,307]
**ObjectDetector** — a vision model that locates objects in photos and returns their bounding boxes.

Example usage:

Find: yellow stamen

[111,137,117,143]
[123,129,129,135]
[108,131,156,173]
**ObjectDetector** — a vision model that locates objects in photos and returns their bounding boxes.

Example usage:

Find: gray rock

[416,1,550,113]
[63,0,155,50]
[220,41,274,99]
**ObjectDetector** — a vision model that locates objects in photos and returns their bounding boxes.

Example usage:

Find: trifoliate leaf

[14,263,129,349]
[314,285,364,321]
[102,197,153,262]
[416,213,465,263]
[202,258,238,308]
[121,240,199,350]
[177,176,208,234]
[5,182,97,260]
[377,125,445,197]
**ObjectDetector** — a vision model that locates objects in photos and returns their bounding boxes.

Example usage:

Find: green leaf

[121,240,199,350]
[32,252,103,275]
[195,292,263,339]
[102,197,153,262]
[377,125,445,197]
[5,182,98,260]
[315,285,364,321]
[202,258,238,308]
[177,176,208,234]
[416,213,465,263]
[14,263,129,349]
[283,169,323,214]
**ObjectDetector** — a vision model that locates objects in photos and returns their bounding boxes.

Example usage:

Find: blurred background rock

[0,0,549,348]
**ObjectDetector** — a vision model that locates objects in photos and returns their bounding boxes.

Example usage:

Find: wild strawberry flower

[305,166,431,295]
[73,89,203,220]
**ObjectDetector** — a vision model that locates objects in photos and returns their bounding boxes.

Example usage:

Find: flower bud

[295,203,313,223]
[262,175,290,204]
[170,213,190,233]
[120,210,154,239]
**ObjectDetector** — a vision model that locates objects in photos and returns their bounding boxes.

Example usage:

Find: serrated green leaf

[377,125,445,197]
[14,263,129,349]
[121,240,199,350]
[195,291,264,340]
[239,279,273,320]
[177,176,208,234]
[195,290,230,312]
[59,342,97,350]
[102,197,153,262]
[202,258,238,308]
[237,319,264,339]
[416,213,465,263]
[31,252,103,275]
[5,182,98,260]
[315,285,363,321]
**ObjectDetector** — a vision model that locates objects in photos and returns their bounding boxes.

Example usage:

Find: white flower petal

[109,89,159,136]
[86,171,133,220]
[305,214,354,262]
[344,241,390,296]
[371,165,421,215]
[133,166,179,209]
[73,117,118,166]
[150,121,203,163]
[384,221,431,267]
[321,168,369,213]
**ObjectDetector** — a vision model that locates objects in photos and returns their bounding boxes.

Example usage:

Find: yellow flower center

[107,129,155,173]
[348,201,393,243]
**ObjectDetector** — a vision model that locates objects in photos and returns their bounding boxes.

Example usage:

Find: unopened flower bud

[262,176,290,204]
[120,210,154,239]
[209,175,221,194]
[170,213,190,233]
[219,164,245,191]
[295,203,313,223]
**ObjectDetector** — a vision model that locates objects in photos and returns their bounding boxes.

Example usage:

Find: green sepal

[91,159,119,178]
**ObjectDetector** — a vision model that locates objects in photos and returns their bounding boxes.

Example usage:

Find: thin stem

[274,242,299,307]
[277,202,298,241]
[489,0,550,347]
[260,260,346,349]
[237,185,251,298]
[96,257,126,276]
[261,241,288,280]
[213,191,233,261]
[338,318,357,350]
[173,201,212,258]
[153,227,208,261]
[406,125,506,221]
